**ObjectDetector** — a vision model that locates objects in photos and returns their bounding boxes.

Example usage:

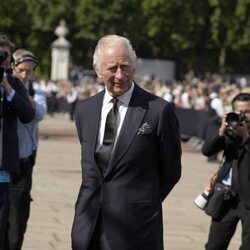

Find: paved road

[22,114,241,250]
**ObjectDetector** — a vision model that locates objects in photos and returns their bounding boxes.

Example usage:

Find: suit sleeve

[6,74,34,123]
[202,134,225,156]
[157,103,182,201]
[75,102,83,143]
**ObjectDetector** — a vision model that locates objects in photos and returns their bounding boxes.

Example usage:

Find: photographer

[0,35,34,249]
[202,92,250,250]
[7,49,47,250]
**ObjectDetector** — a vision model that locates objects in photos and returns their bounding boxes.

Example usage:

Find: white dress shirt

[96,82,134,152]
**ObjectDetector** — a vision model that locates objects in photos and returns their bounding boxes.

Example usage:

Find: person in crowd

[208,91,225,124]
[205,91,225,162]
[7,48,47,250]
[46,80,58,115]
[66,83,79,121]
[0,35,34,249]
[71,34,182,250]
[39,80,58,115]
[202,92,250,250]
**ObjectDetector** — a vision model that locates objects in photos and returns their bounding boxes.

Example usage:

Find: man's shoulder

[76,91,103,110]
[137,85,171,107]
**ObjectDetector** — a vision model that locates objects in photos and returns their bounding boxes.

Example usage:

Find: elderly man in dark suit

[71,34,182,250]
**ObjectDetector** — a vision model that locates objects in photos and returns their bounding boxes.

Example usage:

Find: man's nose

[22,71,28,78]
[115,66,124,78]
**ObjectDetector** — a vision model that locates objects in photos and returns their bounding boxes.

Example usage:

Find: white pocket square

[137,123,152,135]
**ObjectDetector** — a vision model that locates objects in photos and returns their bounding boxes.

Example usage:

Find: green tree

[208,0,250,74]
[0,0,249,78]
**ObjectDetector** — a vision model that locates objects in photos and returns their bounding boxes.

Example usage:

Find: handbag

[204,183,231,218]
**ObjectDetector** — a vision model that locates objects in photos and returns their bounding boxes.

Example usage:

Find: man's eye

[120,65,129,70]
[108,66,117,72]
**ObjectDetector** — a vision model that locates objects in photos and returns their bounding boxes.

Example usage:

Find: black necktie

[96,98,118,175]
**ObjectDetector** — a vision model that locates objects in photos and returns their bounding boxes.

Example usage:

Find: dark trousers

[69,101,77,121]
[0,183,10,250]
[88,211,111,250]
[8,159,33,250]
[206,197,250,250]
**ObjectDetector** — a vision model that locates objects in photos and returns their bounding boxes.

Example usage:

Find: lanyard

[0,170,10,183]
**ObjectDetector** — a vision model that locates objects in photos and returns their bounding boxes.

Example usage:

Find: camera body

[0,50,8,64]
[226,111,247,127]
[0,50,8,82]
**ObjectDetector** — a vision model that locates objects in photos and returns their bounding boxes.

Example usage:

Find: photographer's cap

[12,49,38,68]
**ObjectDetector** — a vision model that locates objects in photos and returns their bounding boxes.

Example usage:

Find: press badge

[0,170,10,183]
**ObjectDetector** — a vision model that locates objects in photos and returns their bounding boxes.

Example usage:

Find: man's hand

[219,114,228,135]
[1,72,13,95]
[205,173,217,192]
[28,95,36,111]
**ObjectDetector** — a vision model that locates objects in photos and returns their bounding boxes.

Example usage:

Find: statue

[51,19,71,81]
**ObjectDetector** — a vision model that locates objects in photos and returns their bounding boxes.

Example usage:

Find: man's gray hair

[93,34,137,70]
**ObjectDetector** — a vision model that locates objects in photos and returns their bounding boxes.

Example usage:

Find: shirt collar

[24,82,29,91]
[104,81,134,106]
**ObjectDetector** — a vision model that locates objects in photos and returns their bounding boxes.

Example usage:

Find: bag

[204,183,231,218]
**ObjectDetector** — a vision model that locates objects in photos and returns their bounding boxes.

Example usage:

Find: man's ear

[11,62,15,70]
[94,66,102,79]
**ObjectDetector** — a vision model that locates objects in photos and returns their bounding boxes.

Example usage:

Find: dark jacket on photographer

[1,73,34,174]
[202,129,250,209]
[238,136,250,209]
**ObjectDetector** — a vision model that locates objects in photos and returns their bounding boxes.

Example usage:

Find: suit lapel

[88,92,104,171]
[107,86,148,174]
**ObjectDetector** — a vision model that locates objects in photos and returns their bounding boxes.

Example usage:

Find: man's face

[95,43,134,97]
[0,46,11,69]
[233,100,250,128]
[13,61,36,83]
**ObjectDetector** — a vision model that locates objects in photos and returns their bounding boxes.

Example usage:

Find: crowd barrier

[53,98,218,141]
[175,108,219,140]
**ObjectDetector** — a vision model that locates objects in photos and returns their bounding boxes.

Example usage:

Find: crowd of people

[32,69,250,122]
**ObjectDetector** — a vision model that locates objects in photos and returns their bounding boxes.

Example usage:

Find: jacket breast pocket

[131,197,158,205]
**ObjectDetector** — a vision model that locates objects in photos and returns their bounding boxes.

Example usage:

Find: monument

[51,19,71,81]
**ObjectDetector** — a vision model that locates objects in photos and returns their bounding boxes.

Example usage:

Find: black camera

[0,50,8,64]
[226,111,247,127]
[0,50,8,82]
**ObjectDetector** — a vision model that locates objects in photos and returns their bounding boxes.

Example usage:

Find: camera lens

[226,112,241,127]
[0,66,4,82]
[0,50,8,64]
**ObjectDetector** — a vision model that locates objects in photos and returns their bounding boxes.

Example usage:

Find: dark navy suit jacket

[1,74,34,174]
[72,84,182,250]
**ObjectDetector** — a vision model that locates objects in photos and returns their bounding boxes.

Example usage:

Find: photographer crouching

[202,92,250,250]
[0,35,34,249]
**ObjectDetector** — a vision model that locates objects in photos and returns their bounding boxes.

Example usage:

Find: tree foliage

[0,0,249,79]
